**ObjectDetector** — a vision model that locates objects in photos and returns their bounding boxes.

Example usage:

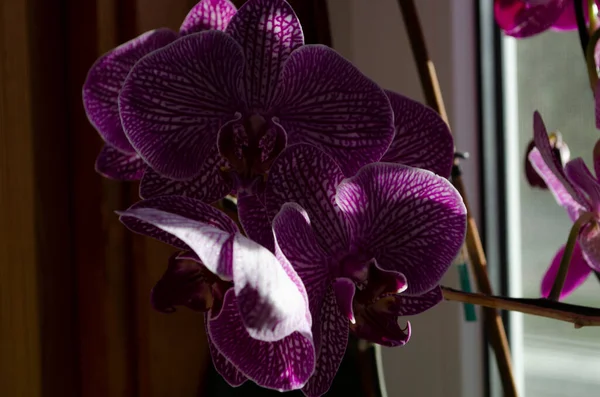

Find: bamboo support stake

[396,1,518,396]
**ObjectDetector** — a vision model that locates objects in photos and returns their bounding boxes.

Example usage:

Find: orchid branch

[442,286,600,328]
[589,0,599,34]
[548,212,594,300]
[586,25,600,88]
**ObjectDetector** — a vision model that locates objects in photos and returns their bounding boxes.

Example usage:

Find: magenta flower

[264,144,466,396]
[83,0,236,184]
[528,112,600,298]
[118,195,315,391]
[494,0,599,38]
[118,0,394,202]
[524,132,570,189]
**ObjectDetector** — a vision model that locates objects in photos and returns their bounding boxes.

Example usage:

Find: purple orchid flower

[528,111,600,299]
[493,0,597,38]
[118,0,394,204]
[263,144,466,396]
[83,0,236,187]
[118,195,315,391]
[524,131,570,189]
[237,89,455,248]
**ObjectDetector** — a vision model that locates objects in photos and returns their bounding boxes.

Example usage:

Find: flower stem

[589,0,599,34]
[442,286,600,328]
[586,24,600,89]
[575,0,590,58]
[548,213,593,301]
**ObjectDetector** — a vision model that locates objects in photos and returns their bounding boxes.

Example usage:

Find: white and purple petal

[95,144,146,181]
[119,31,244,180]
[381,90,454,178]
[529,148,587,221]
[565,158,600,212]
[231,233,312,342]
[274,45,395,176]
[83,28,178,152]
[118,197,237,278]
[208,289,315,392]
[266,144,348,256]
[180,0,237,36]
[532,111,590,210]
[140,150,231,203]
[226,0,303,111]
[336,163,467,294]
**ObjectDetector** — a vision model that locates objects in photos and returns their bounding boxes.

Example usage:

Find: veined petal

[237,193,274,251]
[272,202,330,315]
[266,144,348,256]
[274,45,394,176]
[351,307,411,348]
[494,0,569,38]
[301,287,349,397]
[389,286,443,316]
[532,111,589,209]
[333,278,355,324]
[83,29,178,152]
[95,144,146,181]
[208,289,315,392]
[119,31,244,180]
[336,163,467,295]
[381,90,454,178]
[541,242,591,299]
[529,149,587,221]
[118,197,238,278]
[565,158,600,212]
[180,0,237,36]
[232,233,312,342]
[206,324,247,387]
[226,0,303,111]
[140,149,231,203]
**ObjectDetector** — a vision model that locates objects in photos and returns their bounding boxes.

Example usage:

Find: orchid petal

[118,197,238,278]
[302,287,349,397]
[382,90,454,178]
[140,149,231,203]
[180,0,237,36]
[237,194,275,251]
[594,139,600,178]
[351,309,411,348]
[226,0,303,111]
[95,144,145,181]
[529,148,587,221]
[532,112,589,210]
[206,326,247,387]
[389,286,443,316]
[274,45,394,176]
[336,163,466,294]
[580,223,600,272]
[231,233,311,342]
[119,31,244,180]
[150,253,215,313]
[541,242,591,299]
[266,144,348,256]
[565,158,600,211]
[333,278,356,324]
[494,0,569,38]
[83,29,178,152]
[208,289,315,391]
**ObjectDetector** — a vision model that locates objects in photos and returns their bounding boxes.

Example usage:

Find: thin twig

[442,286,600,328]
[396,1,518,396]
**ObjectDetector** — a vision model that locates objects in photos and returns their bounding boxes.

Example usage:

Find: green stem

[589,0,599,35]
[586,21,600,89]
[548,213,594,301]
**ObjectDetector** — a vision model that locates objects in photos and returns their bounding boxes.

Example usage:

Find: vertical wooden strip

[28,0,80,395]
[66,0,137,395]
[0,0,42,395]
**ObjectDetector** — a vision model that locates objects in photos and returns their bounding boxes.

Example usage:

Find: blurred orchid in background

[494,0,599,38]
[83,0,237,181]
[528,112,600,299]
[524,131,570,188]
